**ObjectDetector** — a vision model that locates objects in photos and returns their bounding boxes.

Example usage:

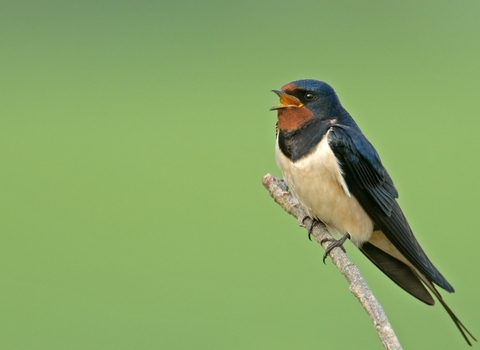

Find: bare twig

[262,173,403,350]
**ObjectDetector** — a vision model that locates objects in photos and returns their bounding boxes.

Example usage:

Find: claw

[321,233,351,264]
[305,217,317,241]
[307,220,316,241]
[299,216,316,241]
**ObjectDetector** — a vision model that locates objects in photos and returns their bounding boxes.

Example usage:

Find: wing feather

[328,125,453,292]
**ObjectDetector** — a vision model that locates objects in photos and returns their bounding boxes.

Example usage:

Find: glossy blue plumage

[272,79,475,345]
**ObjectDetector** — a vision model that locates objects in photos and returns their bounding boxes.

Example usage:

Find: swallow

[270,79,475,345]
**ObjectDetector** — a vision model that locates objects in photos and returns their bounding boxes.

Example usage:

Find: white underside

[276,130,374,247]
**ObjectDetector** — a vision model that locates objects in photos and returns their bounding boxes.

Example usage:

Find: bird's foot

[300,216,318,241]
[320,233,351,264]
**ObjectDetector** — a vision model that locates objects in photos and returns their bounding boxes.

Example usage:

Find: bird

[270,79,475,345]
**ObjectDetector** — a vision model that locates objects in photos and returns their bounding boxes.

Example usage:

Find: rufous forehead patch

[280,82,297,94]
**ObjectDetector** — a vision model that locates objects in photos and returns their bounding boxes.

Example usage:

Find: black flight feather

[328,125,454,293]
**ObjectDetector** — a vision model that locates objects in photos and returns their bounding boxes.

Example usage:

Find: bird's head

[270,79,341,132]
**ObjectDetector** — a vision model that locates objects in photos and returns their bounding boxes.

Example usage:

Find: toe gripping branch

[303,216,318,241]
[300,216,351,264]
[320,233,351,264]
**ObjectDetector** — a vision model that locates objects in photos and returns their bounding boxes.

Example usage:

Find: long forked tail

[360,242,476,345]
[427,282,477,346]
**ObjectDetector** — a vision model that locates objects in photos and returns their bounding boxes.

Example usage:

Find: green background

[1,1,479,349]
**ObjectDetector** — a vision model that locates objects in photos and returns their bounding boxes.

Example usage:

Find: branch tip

[263,174,402,350]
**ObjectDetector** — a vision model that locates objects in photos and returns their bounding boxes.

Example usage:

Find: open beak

[270,90,303,111]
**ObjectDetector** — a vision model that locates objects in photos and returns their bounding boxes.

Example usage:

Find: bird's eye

[304,93,316,101]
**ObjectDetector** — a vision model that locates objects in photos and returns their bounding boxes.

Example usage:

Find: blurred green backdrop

[1,1,479,349]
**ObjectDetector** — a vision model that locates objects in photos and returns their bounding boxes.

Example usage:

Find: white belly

[275,131,373,247]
